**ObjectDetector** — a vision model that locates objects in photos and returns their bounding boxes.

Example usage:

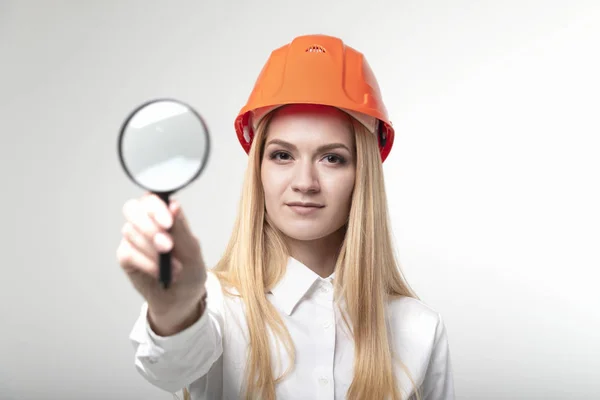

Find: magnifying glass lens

[119,100,209,193]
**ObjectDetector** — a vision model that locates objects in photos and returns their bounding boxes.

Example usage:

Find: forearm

[129,273,225,393]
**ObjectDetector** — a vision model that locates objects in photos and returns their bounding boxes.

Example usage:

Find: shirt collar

[269,257,334,316]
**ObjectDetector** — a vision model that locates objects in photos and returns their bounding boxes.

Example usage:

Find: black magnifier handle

[157,191,172,289]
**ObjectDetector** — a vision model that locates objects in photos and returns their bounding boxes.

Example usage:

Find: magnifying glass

[117,98,210,289]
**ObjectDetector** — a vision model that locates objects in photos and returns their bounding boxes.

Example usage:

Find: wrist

[147,291,207,336]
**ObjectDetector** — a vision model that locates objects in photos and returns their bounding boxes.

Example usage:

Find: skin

[261,104,356,278]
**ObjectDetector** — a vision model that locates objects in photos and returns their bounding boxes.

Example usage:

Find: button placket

[312,279,336,399]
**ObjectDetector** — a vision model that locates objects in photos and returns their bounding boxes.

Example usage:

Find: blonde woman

[119,34,455,400]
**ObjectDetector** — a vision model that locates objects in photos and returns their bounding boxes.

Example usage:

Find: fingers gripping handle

[159,252,172,289]
[157,192,172,289]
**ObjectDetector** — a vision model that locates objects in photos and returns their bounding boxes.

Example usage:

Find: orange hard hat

[234,34,395,162]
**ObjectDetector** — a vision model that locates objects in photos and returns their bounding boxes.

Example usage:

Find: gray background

[1,1,599,399]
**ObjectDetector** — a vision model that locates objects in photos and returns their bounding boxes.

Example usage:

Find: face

[260,104,356,242]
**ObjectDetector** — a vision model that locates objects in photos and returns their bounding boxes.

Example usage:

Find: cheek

[341,180,355,207]
[323,171,355,204]
[262,168,288,204]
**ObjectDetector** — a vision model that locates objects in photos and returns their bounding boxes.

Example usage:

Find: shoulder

[205,270,241,297]
[204,270,224,299]
[387,295,442,324]
[386,296,454,392]
[204,270,251,338]
[387,297,456,397]
[386,296,449,351]
[204,269,244,313]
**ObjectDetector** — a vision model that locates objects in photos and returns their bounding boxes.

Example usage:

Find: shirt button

[320,286,329,293]
[319,377,329,385]
[323,321,332,329]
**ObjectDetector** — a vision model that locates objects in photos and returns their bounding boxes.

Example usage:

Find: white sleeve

[421,313,455,399]
[128,272,225,393]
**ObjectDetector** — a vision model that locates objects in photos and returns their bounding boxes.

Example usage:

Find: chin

[281,228,329,241]
[276,220,345,242]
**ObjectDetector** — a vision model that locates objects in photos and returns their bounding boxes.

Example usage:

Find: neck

[284,227,346,278]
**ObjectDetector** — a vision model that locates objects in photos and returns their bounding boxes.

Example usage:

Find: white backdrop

[1,1,599,399]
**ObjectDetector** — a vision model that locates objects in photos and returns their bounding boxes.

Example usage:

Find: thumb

[169,200,193,236]
[168,201,200,262]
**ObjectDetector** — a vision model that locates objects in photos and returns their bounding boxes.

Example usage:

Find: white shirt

[129,257,455,399]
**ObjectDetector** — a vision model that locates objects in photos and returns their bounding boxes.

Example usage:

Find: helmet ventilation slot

[306,45,326,53]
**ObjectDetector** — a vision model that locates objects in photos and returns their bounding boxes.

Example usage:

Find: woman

[119,34,455,400]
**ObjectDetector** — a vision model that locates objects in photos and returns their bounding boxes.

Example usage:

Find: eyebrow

[265,139,352,154]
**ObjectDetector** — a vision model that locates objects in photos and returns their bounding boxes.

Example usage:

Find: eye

[323,154,346,165]
[269,151,293,162]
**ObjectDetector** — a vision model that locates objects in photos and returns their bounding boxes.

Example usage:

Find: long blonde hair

[185,110,420,400]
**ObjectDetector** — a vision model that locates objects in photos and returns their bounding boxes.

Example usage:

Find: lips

[286,202,325,215]
[286,202,324,208]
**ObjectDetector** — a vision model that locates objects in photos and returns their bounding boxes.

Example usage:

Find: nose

[291,161,320,193]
